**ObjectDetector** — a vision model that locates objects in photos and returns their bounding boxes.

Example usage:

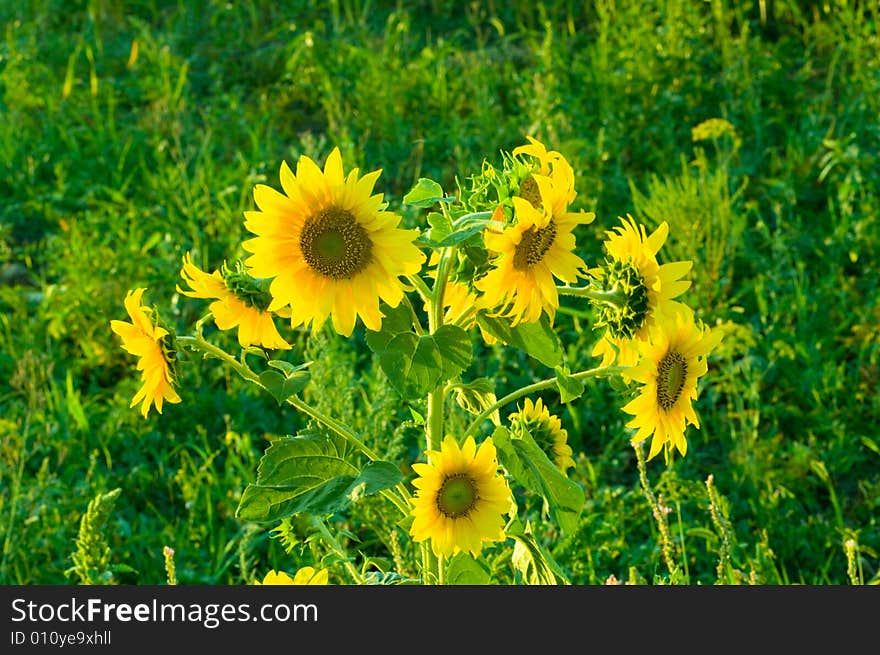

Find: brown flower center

[436,474,478,518]
[518,174,542,208]
[300,206,373,279]
[656,351,688,410]
[513,220,557,270]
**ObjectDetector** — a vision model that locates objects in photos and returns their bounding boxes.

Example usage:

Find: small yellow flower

[590,215,693,367]
[255,567,329,585]
[508,398,575,474]
[410,436,512,558]
[242,148,426,337]
[109,288,181,417]
[621,310,722,461]
[177,253,291,350]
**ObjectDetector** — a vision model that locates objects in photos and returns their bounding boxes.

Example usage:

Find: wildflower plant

[109,138,721,584]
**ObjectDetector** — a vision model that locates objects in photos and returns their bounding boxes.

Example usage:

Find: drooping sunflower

[512,136,576,209]
[621,310,722,461]
[475,181,594,326]
[410,435,512,558]
[242,148,426,337]
[508,398,575,474]
[255,567,329,585]
[590,215,693,367]
[109,288,181,418]
[177,253,291,350]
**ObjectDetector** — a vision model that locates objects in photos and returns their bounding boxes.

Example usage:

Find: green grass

[1,0,878,585]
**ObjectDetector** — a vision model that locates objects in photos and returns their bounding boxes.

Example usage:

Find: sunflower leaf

[509,521,570,585]
[403,177,452,208]
[368,323,471,399]
[445,552,491,585]
[554,365,585,403]
[432,325,473,380]
[258,369,310,405]
[452,377,499,422]
[491,426,584,535]
[475,313,563,368]
[379,332,443,399]
[236,433,402,522]
[365,303,416,353]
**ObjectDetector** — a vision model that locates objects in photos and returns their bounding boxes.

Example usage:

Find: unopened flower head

[508,397,575,474]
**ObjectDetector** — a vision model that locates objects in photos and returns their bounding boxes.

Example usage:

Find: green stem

[463,365,625,438]
[311,516,364,584]
[450,210,493,227]
[407,274,433,305]
[420,248,457,585]
[557,284,628,308]
[176,334,412,516]
[634,441,683,581]
[401,293,425,336]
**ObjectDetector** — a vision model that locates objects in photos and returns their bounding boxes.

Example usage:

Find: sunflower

[242,148,426,337]
[474,182,594,326]
[508,398,575,474]
[512,136,576,209]
[177,253,291,350]
[255,567,329,585]
[109,288,181,417]
[621,310,722,461]
[590,215,693,367]
[410,435,512,558]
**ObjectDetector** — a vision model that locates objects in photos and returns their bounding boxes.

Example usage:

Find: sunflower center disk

[436,474,478,518]
[594,259,650,339]
[656,351,688,410]
[300,207,373,279]
[518,175,542,208]
[513,220,557,270]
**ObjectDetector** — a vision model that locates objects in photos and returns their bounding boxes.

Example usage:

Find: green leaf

[258,369,311,405]
[379,332,442,399]
[427,211,453,242]
[403,178,451,208]
[445,552,491,585]
[509,522,570,585]
[236,433,402,522]
[554,366,585,403]
[452,377,499,422]
[365,303,414,353]
[267,359,311,376]
[475,313,563,368]
[416,216,494,249]
[368,323,472,399]
[432,325,473,380]
[492,426,584,535]
[363,571,419,585]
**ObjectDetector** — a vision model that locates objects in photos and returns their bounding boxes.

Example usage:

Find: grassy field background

[1,0,878,585]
